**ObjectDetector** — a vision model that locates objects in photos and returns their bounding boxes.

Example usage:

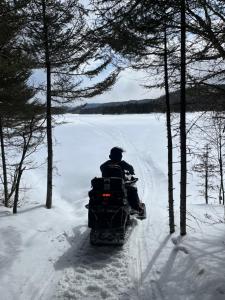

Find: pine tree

[91,0,176,233]
[24,0,120,208]
[193,144,216,204]
[0,0,37,207]
[180,0,187,236]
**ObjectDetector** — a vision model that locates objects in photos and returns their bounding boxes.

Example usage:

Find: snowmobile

[86,165,146,246]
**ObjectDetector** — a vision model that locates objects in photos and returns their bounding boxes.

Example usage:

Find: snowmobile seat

[91,177,124,192]
[101,164,124,179]
[88,175,130,229]
[89,177,127,206]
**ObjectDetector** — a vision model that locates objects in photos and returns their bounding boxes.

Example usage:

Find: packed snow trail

[1,114,225,300]
[53,114,173,300]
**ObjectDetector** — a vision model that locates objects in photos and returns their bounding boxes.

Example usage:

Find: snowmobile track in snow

[54,116,171,300]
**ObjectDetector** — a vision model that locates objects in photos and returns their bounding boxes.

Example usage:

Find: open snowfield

[1,114,225,300]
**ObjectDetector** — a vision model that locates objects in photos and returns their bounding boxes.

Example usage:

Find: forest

[1,0,225,236]
[71,85,225,114]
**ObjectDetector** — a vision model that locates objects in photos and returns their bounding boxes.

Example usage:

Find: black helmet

[109,147,124,161]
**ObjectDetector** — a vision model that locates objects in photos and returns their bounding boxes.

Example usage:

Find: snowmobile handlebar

[124,171,138,184]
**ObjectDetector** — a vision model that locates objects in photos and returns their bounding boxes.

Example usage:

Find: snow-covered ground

[1,114,225,300]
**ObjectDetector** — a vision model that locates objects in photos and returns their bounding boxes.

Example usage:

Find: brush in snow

[87,165,146,246]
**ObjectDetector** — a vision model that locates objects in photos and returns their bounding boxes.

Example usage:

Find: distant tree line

[72,85,225,115]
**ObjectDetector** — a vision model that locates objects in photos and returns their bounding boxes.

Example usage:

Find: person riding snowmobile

[100,147,144,214]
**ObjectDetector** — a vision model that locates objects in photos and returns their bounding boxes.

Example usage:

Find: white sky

[87,68,163,104]
[28,1,163,106]
[30,68,163,105]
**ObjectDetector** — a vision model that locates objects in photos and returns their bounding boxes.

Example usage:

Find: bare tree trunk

[13,169,23,214]
[164,25,175,234]
[218,135,225,205]
[14,132,27,214]
[180,0,187,236]
[13,134,27,214]
[205,145,208,204]
[42,0,53,209]
[13,119,36,213]
[0,116,9,207]
[219,191,222,205]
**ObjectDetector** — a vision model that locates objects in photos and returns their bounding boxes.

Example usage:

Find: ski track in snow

[54,117,173,300]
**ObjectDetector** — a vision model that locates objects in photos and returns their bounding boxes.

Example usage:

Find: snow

[0,113,225,300]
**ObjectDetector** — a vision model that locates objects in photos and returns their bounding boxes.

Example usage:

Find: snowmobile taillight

[102,193,111,197]
[101,193,111,205]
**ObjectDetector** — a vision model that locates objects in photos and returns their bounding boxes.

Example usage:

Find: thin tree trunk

[205,168,208,204]
[13,135,27,214]
[180,0,187,236]
[13,169,23,214]
[205,145,208,204]
[219,186,222,204]
[218,136,225,205]
[164,25,175,234]
[0,116,9,207]
[13,119,35,213]
[42,0,53,209]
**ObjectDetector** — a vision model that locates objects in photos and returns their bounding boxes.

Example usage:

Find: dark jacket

[100,160,134,178]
